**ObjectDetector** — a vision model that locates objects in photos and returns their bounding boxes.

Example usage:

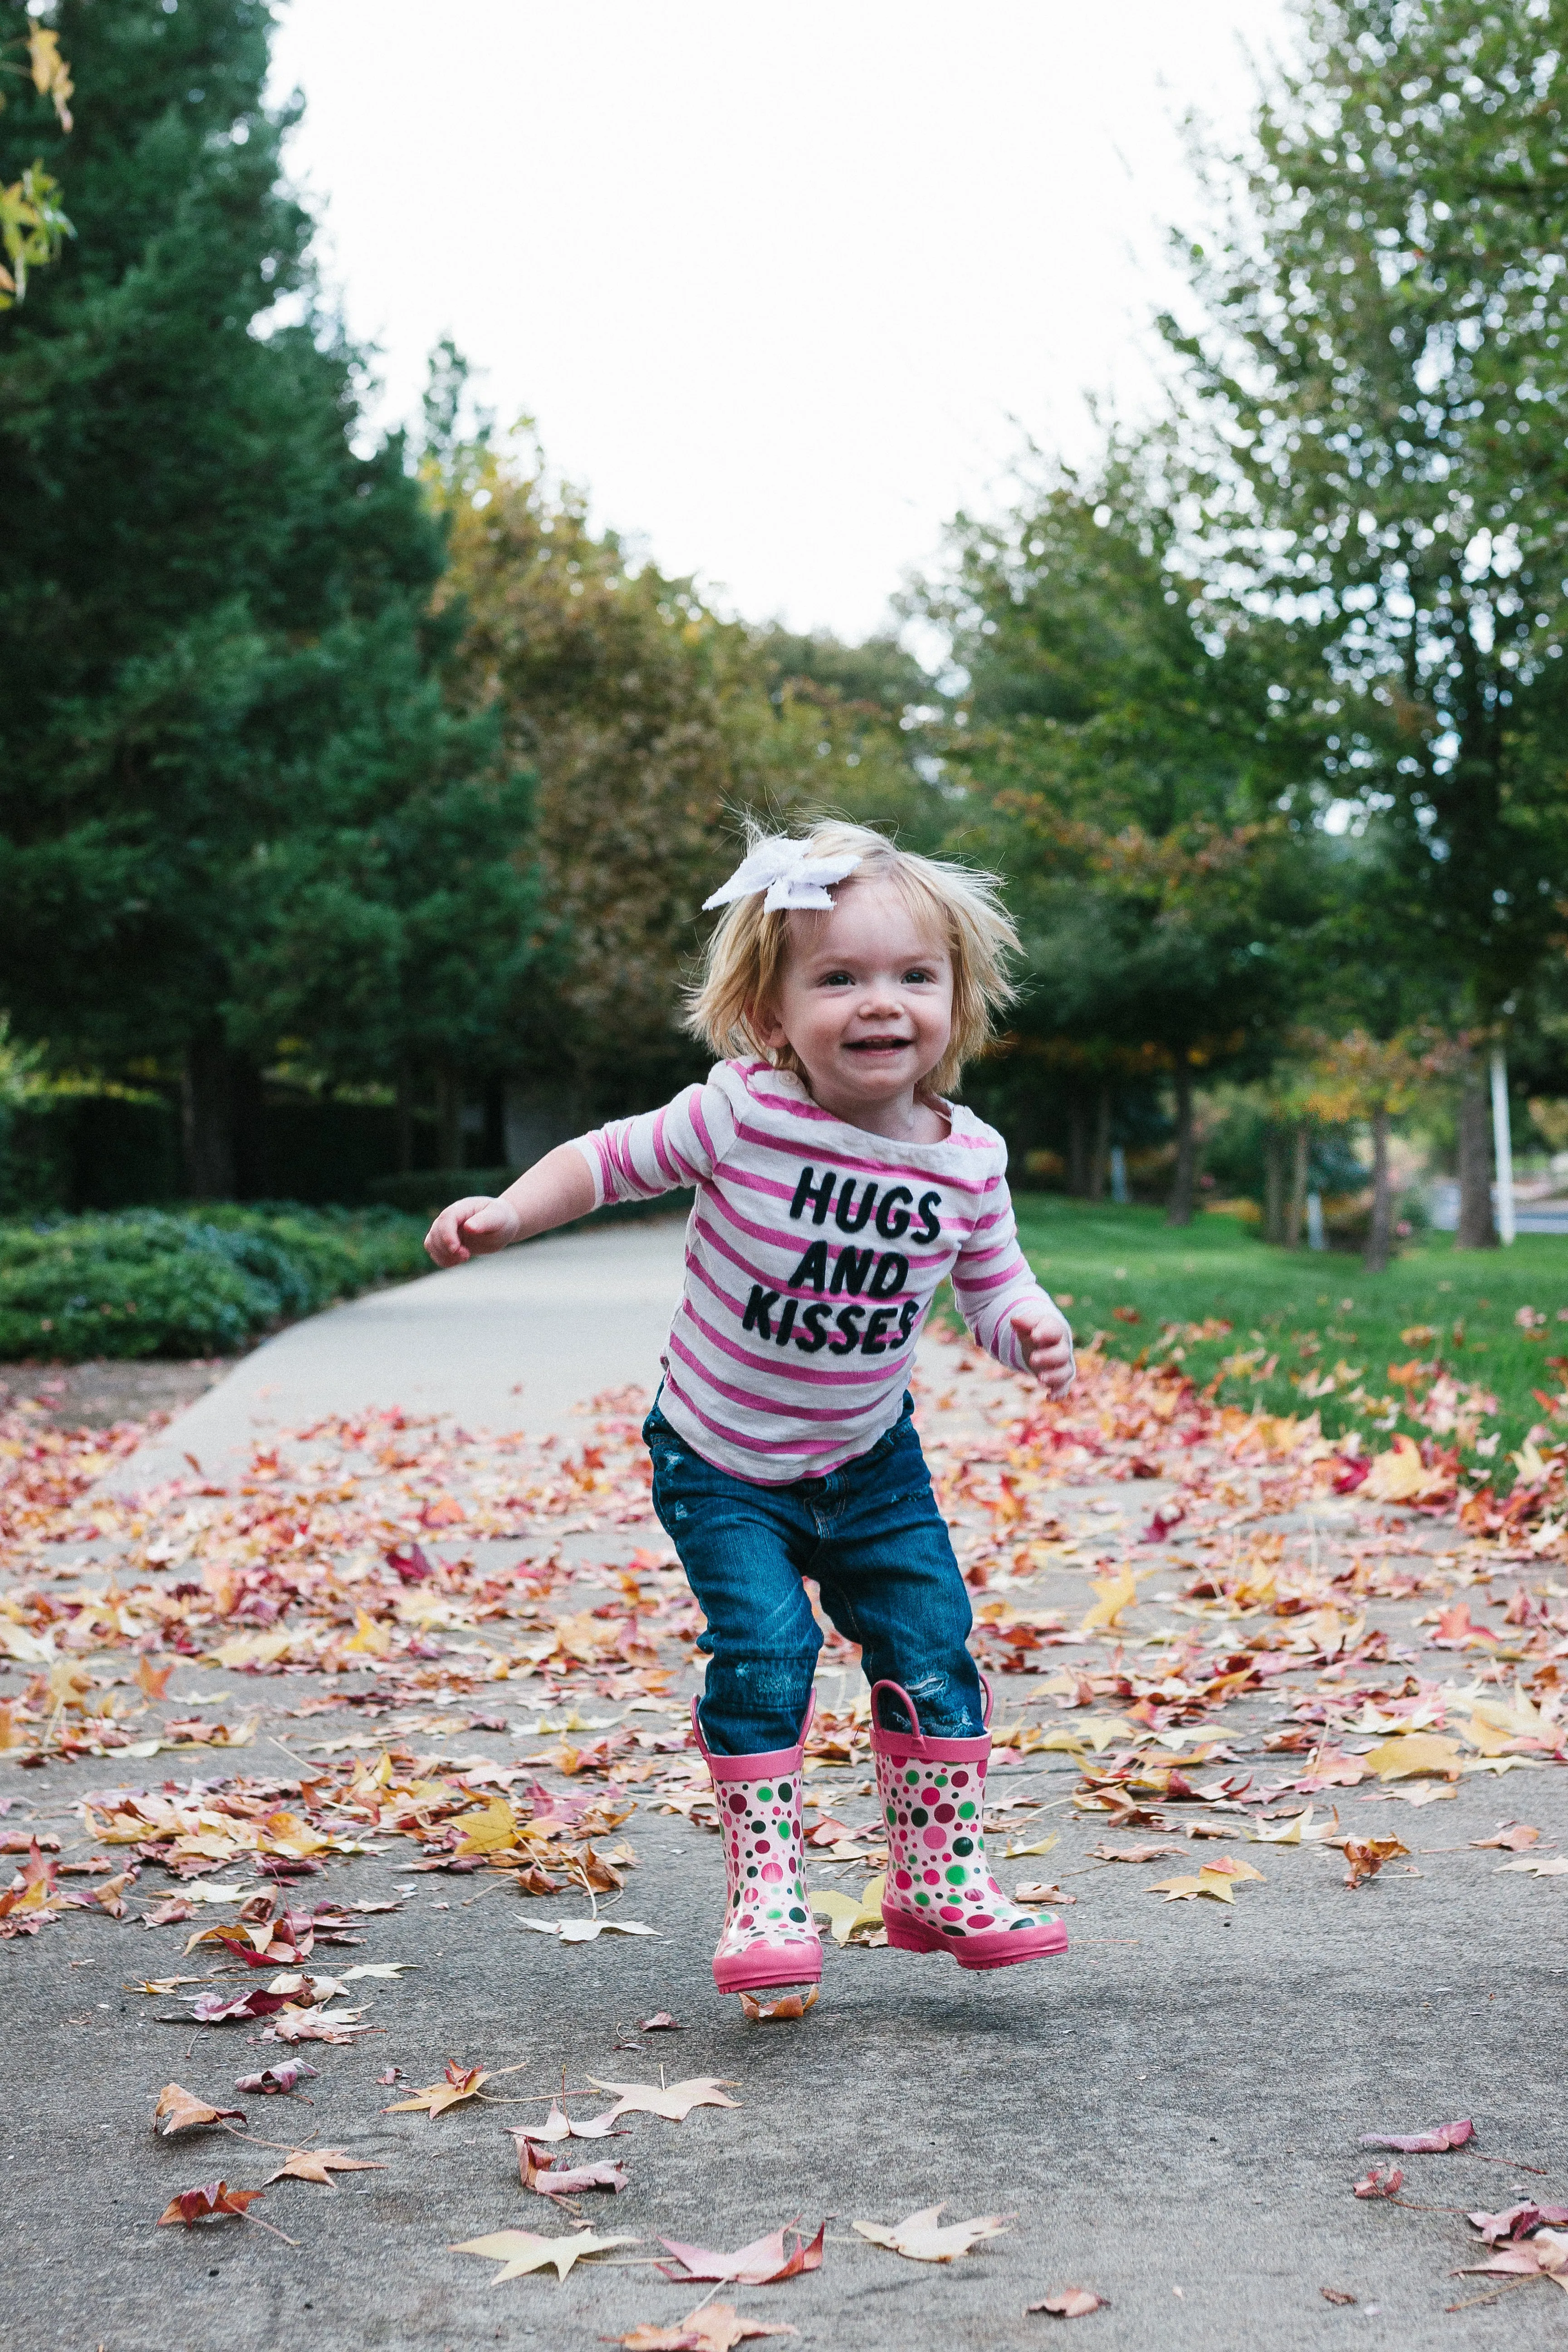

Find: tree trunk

[1066,1094,1089,1198]
[1166,1068,1196,1227]
[1364,1105,1393,1273]
[1285,1123,1308,1249]
[1264,1124,1286,1245]
[1088,1085,1111,1202]
[1456,1071,1498,1250]
[433,1063,465,1171]
[181,1025,236,1200]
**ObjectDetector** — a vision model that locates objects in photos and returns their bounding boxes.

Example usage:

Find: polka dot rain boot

[870,1677,1067,1970]
[691,1697,822,1998]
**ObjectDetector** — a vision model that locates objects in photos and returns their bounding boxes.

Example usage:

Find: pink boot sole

[883,1905,1067,1970]
[712,1938,823,1995]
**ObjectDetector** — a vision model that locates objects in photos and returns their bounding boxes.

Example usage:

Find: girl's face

[755,878,955,1116]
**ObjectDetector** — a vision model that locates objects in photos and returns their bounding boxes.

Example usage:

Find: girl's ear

[750,995,788,1051]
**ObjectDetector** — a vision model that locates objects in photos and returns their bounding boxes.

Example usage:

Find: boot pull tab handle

[870,1679,926,1749]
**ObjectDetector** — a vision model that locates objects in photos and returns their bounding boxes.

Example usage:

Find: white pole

[1490,1046,1516,1246]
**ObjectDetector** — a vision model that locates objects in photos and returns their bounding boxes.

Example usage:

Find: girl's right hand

[424,1194,521,1266]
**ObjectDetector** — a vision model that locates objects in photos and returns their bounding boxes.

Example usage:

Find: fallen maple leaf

[530,2101,625,2142]
[510,2133,630,2199]
[1496,1856,1568,1877]
[157,2179,266,2227]
[451,2226,638,2282]
[612,2307,798,2351]
[385,2062,490,2117]
[1090,1842,1181,1864]
[588,2077,740,2124]
[1148,1857,1264,1905]
[1452,2228,1568,2291]
[263,2147,386,2186]
[1361,2119,1474,2153]
[1027,2287,1105,2317]
[657,2222,824,2285]
[638,2012,681,2031]
[808,1876,885,1946]
[852,2205,1011,2262]
[1468,2202,1568,2245]
[1364,1733,1462,1782]
[1471,1825,1541,1852]
[1320,2288,1357,2307]
[234,2061,317,2095]
[152,2083,246,2137]
[1249,1805,1339,1847]
[141,1895,196,1928]
[738,1988,818,2021]
[518,1917,658,1943]
[1343,1835,1409,1889]
[1353,2165,1404,2199]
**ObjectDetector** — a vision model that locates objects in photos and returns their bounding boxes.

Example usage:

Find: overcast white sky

[270,0,1295,640]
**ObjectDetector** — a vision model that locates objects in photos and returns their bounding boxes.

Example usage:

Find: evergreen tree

[0,0,538,1193]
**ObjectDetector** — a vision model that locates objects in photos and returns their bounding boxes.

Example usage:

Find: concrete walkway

[6,1223,1566,2352]
[107,1216,691,1489]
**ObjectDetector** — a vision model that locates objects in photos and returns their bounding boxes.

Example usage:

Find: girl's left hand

[1010,1299,1076,1396]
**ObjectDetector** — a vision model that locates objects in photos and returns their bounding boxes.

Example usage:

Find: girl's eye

[902,968,936,985]
[819,970,854,987]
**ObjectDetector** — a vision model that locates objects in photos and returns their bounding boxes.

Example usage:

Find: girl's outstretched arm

[423,1143,597,1266]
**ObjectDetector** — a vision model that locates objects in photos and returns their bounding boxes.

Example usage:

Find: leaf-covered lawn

[1013,1196,1568,1476]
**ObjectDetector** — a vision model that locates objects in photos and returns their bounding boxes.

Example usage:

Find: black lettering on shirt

[742,1285,779,1338]
[833,1179,877,1233]
[829,1246,875,1296]
[875,1185,913,1238]
[789,1166,837,1224]
[774,1297,799,1347]
[828,1305,866,1355]
[786,1239,829,1291]
[913,1190,943,1245]
[794,1302,832,1353]
[861,1306,896,1354]
[867,1251,908,1298]
[896,1297,921,1343]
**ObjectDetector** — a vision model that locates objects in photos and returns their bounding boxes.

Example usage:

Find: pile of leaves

[0,1206,429,1361]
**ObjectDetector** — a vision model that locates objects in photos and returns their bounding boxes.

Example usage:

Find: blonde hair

[686,820,1019,1100]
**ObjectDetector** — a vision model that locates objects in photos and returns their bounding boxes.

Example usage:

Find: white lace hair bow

[702,835,862,915]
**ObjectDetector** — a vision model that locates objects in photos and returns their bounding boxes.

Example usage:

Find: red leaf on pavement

[1353,2165,1404,2199]
[611,2308,798,2351]
[657,2221,825,2285]
[1469,2203,1568,2245]
[637,2012,681,2031]
[233,2062,318,2095]
[152,2083,246,2136]
[1471,1825,1541,1852]
[156,2180,265,2227]
[189,1985,291,2023]
[1360,2119,1474,2153]
[1027,2287,1106,2317]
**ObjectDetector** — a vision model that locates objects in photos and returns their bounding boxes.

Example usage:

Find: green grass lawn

[1009,1194,1568,1475]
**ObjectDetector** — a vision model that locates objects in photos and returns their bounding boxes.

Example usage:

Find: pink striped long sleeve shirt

[570,1058,1057,1485]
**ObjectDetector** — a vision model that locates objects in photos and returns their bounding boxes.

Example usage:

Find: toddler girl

[426,822,1075,2004]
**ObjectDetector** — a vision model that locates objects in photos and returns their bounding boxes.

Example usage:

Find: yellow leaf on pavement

[344,1608,392,1656]
[453,1798,521,1855]
[265,2146,386,2185]
[1081,1570,1138,1633]
[385,2063,490,2117]
[1365,1733,1462,1782]
[807,1875,884,1946]
[452,2227,639,2282]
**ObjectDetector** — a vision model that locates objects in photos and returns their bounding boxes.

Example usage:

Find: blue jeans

[643,1393,984,1755]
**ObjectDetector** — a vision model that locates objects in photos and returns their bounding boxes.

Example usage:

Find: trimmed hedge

[0,1205,431,1362]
